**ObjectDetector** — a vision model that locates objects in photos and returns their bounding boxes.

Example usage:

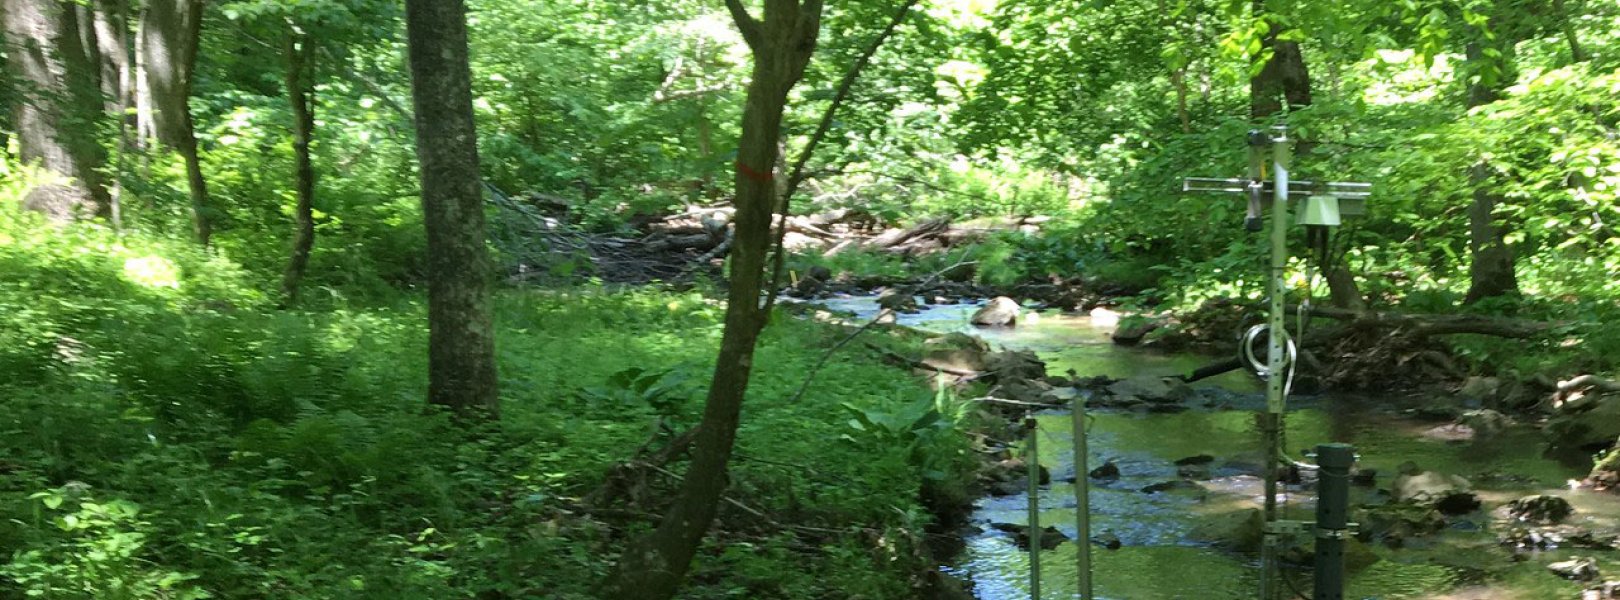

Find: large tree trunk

[598,1,822,598]
[3,0,112,221]
[404,0,499,419]
[279,32,316,304]
[1462,41,1519,304]
[1248,2,1311,120]
[1246,3,1365,309]
[139,0,211,244]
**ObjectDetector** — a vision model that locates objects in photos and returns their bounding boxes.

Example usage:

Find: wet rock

[991,522,1069,551]
[1507,494,1574,524]
[1551,557,1602,581]
[1590,447,1620,491]
[994,378,1058,405]
[877,288,919,313]
[922,333,991,374]
[1548,393,1620,453]
[1089,460,1120,481]
[1500,525,1617,550]
[1584,581,1620,600]
[982,350,1047,383]
[1111,316,1164,346]
[1174,454,1215,466]
[983,458,1049,496]
[1355,503,1447,547]
[1106,376,1193,404]
[1140,480,1202,494]
[1190,508,1264,553]
[1350,467,1378,487]
[1433,490,1482,515]
[1410,397,1464,421]
[971,297,1021,327]
[1392,470,1477,514]
[1093,532,1122,550]
[1458,376,1502,404]
[1459,409,1513,438]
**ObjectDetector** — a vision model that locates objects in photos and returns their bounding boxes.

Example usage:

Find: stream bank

[815,295,1620,599]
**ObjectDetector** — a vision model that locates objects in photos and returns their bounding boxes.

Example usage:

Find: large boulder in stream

[922,333,990,374]
[990,522,1069,551]
[1392,468,1479,515]
[982,350,1047,384]
[1548,393,1620,454]
[971,297,1022,327]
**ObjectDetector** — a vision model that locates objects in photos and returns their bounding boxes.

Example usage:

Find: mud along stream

[816,296,1620,599]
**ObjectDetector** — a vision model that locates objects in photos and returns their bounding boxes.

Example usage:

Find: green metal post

[1026,416,1041,600]
[1314,444,1355,600]
[1073,394,1092,599]
[1260,125,1292,600]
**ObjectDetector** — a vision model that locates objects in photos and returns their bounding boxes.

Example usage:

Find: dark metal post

[1313,443,1355,600]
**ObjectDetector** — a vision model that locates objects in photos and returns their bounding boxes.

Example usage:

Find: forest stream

[820,296,1620,600]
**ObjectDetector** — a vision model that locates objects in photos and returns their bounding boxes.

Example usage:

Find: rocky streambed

[816,296,1620,600]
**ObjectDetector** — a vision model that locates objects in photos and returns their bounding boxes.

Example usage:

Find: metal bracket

[1264,521,1360,538]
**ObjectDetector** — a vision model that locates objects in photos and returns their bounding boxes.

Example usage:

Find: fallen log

[864,217,949,249]
[1286,305,1555,339]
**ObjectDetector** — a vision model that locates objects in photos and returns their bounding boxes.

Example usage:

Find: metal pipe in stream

[1074,394,1093,599]
[1026,416,1042,600]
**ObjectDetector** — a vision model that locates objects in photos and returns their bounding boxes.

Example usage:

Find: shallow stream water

[817,297,1620,600]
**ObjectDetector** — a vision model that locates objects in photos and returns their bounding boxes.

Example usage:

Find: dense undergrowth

[0,199,978,599]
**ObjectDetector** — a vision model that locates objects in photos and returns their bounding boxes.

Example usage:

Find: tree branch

[725,0,764,50]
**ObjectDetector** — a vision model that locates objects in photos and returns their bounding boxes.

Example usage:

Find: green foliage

[0,198,967,598]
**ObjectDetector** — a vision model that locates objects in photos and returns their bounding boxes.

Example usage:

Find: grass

[0,204,975,599]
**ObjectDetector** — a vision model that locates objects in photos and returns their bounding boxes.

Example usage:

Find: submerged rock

[990,522,1068,551]
[1551,557,1602,581]
[1089,460,1121,481]
[877,288,919,313]
[1190,508,1264,553]
[971,297,1021,327]
[1106,376,1193,405]
[1140,480,1202,494]
[1507,494,1574,524]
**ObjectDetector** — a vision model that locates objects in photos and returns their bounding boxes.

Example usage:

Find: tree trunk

[279,33,316,304]
[598,1,822,598]
[1554,0,1588,63]
[1248,1,1311,120]
[1462,41,1518,304]
[91,0,129,229]
[1173,67,1190,133]
[139,0,211,244]
[3,0,112,221]
[404,0,499,419]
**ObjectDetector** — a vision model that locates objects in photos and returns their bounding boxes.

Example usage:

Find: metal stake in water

[1073,394,1092,599]
[1025,416,1042,600]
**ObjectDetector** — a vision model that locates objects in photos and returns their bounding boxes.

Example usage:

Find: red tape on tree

[735,160,774,183]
